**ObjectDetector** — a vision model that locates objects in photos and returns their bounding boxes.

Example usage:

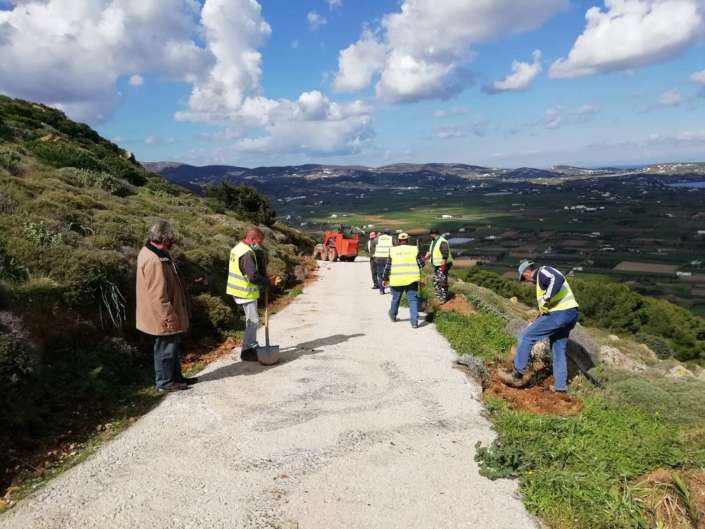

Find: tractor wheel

[328,247,338,262]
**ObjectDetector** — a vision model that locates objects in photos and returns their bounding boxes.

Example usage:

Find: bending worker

[227,227,272,362]
[426,229,453,304]
[384,233,423,328]
[374,228,394,295]
[367,231,378,289]
[498,260,580,393]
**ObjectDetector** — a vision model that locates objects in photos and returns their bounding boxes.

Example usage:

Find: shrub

[28,140,103,171]
[23,221,63,247]
[190,293,236,337]
[207,183,276,226]
[0,333,35,387]
[0,148,21,175]
[74,169,133,197]
[0,240,28,283]
[636,333,674,359]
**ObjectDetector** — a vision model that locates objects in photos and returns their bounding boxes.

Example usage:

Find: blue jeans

[514,308,579,391]
[153,333,185,389]
[376,261,388,293]
[390,283,419,326]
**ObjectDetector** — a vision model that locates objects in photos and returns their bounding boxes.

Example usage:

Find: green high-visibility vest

[374,234,394,259]
[430,236,453,266]
[226,242,261,300]
[536,270,579,313]
[389,245,421,287]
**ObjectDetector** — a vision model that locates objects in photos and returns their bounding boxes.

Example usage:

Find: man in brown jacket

[136,220,196,392]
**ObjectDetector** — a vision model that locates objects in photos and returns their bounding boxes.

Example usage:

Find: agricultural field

[269,176,705,316]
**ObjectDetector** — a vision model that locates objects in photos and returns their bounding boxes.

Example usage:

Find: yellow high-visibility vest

[536,271,579,313]
[389,245,421,287]
[430,236,454,266]
[226,242,261,300]
[374,234,394,259]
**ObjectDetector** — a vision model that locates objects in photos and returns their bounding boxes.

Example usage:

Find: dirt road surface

[0,260,536,529]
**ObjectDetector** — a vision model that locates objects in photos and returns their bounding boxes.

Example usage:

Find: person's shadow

[198,333,365,383]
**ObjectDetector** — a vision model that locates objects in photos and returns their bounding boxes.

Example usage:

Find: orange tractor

[312,226,360,262]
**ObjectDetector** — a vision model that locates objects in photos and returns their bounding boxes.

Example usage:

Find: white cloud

[433,106,470,118]
[334,0,567,103]
[574,104,599,115]
[435,126,465,139]
[327,0,343,9]
[550,0,705,79]
[233,91,374,156]
[333,29,386,92]
[658,88,684,106]
[691,69,705,84]
[128,74,144,87]
[0,0,373,158]
[174,1,373,157]
[486,49,542,93]
[307,11,326,31]
[545,107,562,129]
[0,0,210,122]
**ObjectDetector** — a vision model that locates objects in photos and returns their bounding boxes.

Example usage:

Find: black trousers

[370,257,378,286]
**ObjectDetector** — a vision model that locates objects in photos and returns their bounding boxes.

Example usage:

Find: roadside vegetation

[428,270,705,529]
[0,96,314,508]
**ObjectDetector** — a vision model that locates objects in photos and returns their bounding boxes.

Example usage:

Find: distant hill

[147,160,705,194]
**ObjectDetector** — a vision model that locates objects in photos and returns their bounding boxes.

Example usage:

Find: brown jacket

[135,244,189,336]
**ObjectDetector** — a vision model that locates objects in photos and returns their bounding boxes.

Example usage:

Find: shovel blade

[257,345,280,365]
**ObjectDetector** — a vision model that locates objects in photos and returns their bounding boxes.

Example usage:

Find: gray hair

[147,219,174,243]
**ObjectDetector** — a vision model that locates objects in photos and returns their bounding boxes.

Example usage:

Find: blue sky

[1,0,705,168]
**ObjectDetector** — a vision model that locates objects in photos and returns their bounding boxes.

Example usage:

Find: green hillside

[0,96,314,497]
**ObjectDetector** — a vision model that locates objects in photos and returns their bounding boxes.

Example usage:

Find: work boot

[157,382,188,392]
[388,310,397,322]
[549,384,567,394]
[411,322,419,329]
[178,376,199,385]
[497,367,531,388]
[240,347,258,362]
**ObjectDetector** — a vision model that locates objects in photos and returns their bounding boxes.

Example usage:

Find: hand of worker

[270,275,283,287]
[538,298,549,314]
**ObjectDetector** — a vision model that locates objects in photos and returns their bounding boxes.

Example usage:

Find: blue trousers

[390,283,419,327]
[514,308,579,391]
[153,333,185,389]
[376,261,388,293]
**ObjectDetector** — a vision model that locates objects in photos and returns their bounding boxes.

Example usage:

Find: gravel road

[0,260,536,529]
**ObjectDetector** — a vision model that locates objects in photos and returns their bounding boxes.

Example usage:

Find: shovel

[257,289,280,365]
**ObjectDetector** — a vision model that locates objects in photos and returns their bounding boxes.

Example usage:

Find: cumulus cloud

[234,91,374,156]
[128,74,144,87]
[333,29,386,92]
[691,69,705,84]
[550,0,705,79]
[307,11,326,31]
[0,0,209,122]
[0,0,373,158]
[485,49,542,94]
[334,0,567,103]
[327,0,343,9]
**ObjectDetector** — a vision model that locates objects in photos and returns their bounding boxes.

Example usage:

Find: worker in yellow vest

[498,260,580,393]
[425,228,453,303]
[384,233,423,328]
[227,227,272,362]
[373,228,395,295]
